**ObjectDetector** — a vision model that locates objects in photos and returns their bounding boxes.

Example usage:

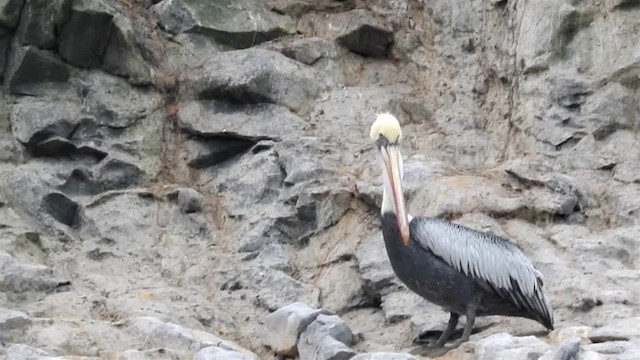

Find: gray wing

[411,217,553,323]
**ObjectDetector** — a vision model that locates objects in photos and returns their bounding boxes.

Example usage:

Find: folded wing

[411,217,553,327]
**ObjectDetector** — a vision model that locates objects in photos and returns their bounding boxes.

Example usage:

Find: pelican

[369,113,554,348]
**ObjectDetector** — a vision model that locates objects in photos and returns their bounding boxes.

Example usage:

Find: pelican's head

[370,113,410,246]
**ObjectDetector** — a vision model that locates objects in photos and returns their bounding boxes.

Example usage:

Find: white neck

[381,187,393,214]
[381,187,413,221]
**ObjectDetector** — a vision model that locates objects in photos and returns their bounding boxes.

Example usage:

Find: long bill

[380,144,410,246]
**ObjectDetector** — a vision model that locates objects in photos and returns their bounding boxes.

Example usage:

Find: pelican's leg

[455,306,477,346]
[434,312,459,347]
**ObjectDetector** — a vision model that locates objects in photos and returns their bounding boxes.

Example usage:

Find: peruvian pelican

[369,113,554,348]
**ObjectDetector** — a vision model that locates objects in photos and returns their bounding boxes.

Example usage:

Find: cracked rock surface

[1,0,640,359]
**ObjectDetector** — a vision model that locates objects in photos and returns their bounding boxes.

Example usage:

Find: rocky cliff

[0,0,639,359]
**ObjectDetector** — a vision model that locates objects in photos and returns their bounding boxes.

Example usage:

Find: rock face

[152,0,295,48]
[1,0,640,359]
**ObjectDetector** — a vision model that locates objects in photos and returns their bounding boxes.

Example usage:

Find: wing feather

[411,217,553,326]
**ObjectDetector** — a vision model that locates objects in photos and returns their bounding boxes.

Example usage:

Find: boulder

[0,251,69,298]
[175,187,204,213]
[179,48,331,114]
[5,344,51,359]
[115,348,187,360]
[127,316,257,355]
[0,0,24,29]
[298,9,393,57]
[589,317,640,343]
[184,137,254,169]
[14,0,71,49]
[355,232,401,298]
[78,71,163,128]
[298,314,356,360]
[335,10,394,57]
[101,14,152,85]
[261,302,329,356]
[177,100,305,140]
[4,46,70,95]
[10,97,88,148]
[0,28,11,76]
[539,337,581,360]
[243,266,321,311]
[467,333,553,360]
[351,354,418,360]
[57,0,114,68]
[261,36,342,65]
[0,307,31,333]
[152,0,295,48]
[40,192,80,229]
[195,346,258,360]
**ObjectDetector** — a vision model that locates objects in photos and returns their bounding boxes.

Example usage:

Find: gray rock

[516,2,590,72]
[585,340,640,358]
[0,28,11,76]
[261,302,329,356]
[355,232,401,298]
[351,353,418,360]
[539,336,580,360]
[408,175,526,219]
[614,160,640,184]
[611,0,640,10]
[244,266,320,311]
[116,348,186,360]
[381,291,432,324]
[589,317,640,343]
[30,136,76,157]
[41,192,80,228]
[101,14,152,85]
[274,137,342,186]
[177,100,305,140]
[91,156,147,192]
[10,97,88,147]
[77,71,163,128]
[14,0,71,48]
[245,242,292,272]
[0,251,68,298]
[163,32,222,72]
[582,83,636,140]
[261,36,342,65]
[0,136,23,162]
[57,0,114,68]
[179,48,331,114]
[0,0,24,29]
[298,314,357,360]
[184,137,254,169]
[127,316,252,354]
[235,218,287,253]
[335,10,394,57]
[57,157,146,197]
[202,146,284,215]
[290,182,353,231]
[195,346,257,360]
[176,187,204,213]
[298,9,393,57]
[5,46,70,95]
[152,0,295,48]
[549,326,593,343]
[315,261,366,312]
[465,332,553,360]
[266,0,354,18]
[0,307,31,332]
[5,344,51,360]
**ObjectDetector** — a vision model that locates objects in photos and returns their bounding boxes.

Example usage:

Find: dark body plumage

[381,212,554,334]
